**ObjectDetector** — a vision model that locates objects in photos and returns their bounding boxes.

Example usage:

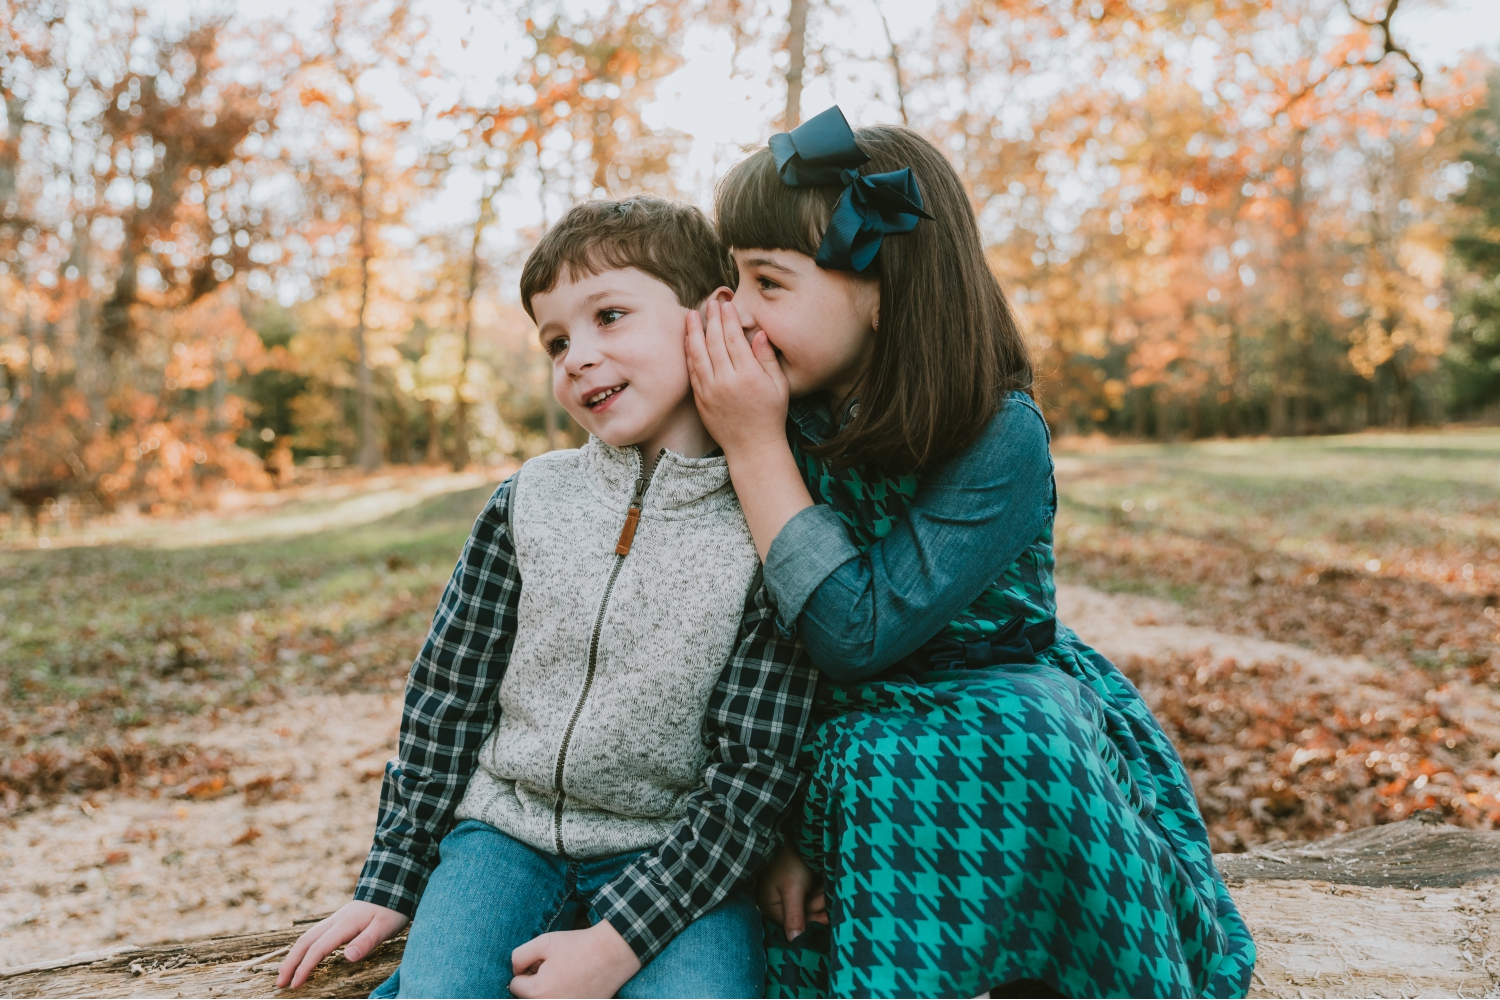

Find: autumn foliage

[0,0,1495,521]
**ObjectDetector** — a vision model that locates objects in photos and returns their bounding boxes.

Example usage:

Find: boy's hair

[715,125,1034,476]
[520,198,735,319]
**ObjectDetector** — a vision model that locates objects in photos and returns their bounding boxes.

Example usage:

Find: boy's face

[533,267,698,451]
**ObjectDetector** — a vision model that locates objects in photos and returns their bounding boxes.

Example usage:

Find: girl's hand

[686,297,790,461]
[758,843,828,941]
[276,900,409,989]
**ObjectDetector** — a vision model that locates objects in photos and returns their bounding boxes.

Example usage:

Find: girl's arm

[688,300,1054,680]
[764,397,1054,679]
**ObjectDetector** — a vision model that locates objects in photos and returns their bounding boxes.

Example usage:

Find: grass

[5,427,1498,811]
[1053,427,1500,671]
[1,480,498,757]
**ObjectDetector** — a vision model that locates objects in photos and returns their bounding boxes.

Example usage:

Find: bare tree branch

[873,0,907,125]
[1278,0,1428,116]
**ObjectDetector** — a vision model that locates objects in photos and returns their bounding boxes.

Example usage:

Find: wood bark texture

[5,819,1500,999]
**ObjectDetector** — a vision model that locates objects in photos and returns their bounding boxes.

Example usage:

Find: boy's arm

[353,477,522,918]
[590,580,819,965]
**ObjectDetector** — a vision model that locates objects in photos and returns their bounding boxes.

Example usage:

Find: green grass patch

[1,482,496,750]
[1054,428,1500,669]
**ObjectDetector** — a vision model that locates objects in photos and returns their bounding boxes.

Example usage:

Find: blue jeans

[370,820,764,998]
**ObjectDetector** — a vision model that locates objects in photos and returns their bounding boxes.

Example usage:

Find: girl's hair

[715,124,1033,475]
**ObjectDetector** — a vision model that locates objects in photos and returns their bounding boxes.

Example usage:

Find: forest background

[2,0,1499,519]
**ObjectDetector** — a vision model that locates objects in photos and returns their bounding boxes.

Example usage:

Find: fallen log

[5,818,1500,999]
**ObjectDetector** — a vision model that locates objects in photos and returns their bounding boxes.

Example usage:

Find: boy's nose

[564,344,600,378]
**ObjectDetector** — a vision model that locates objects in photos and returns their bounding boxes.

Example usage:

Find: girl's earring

[872,317,879,331]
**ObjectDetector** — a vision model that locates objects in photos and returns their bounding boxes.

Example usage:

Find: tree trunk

[424,398,442,465]
[352,100,381,472]
[1269,320,1290,436]
[0,86,23,216]
[1223,322,1240,438]
[874,1,907,124]
[1281,129,1314,437]
[783,0,809,130]
[10,819,1500,999]
[1388,354,1412,428]
[452,177,499,472]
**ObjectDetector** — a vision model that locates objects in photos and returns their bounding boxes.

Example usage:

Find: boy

[277,198,816,998]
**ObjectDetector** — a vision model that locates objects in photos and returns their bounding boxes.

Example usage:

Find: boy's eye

[545,336,569,358]
[598,308,625,325]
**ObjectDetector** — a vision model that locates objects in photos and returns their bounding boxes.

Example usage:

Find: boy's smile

[532,266,716,462]
[583,383,629,411]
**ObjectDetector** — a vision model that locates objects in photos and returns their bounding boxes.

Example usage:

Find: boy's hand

[509,919,642,999]
[758,843,828,941]
[276,900,409,989]
[686,296,790,460]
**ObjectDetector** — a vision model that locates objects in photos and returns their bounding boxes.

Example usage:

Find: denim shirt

[763,392,1056,681]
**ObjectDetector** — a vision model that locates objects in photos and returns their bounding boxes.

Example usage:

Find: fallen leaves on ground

[1054,438,1499,676]
[241,773,300,805]
[1127,650,1500,852]
[0,744,237,817]
[1066,522,1498,673]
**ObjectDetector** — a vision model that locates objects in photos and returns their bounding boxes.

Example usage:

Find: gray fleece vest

[454,438,761,859]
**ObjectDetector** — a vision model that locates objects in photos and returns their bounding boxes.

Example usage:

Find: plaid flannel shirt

[354,477,817,963]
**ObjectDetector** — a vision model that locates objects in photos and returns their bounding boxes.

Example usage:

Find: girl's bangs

[714,149,829,257]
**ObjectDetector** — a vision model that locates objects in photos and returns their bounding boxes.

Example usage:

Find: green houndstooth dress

[762,398,1255,999]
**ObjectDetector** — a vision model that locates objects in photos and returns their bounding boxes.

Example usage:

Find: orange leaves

[298,86,335,108]
[180,776,232,801]
[1125,651,1500,852]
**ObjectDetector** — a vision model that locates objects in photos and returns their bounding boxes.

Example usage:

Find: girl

[685,106,1255,999]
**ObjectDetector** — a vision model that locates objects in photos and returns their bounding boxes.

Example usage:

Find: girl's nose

[717,286,756,333]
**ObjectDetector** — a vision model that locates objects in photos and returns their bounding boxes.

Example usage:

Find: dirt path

[0,584,1379,969]
[1055,584,1377,686]
[0,693,402,969]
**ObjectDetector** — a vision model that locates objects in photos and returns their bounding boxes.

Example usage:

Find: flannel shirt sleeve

[592,579,819,963]
[353,477,521,917]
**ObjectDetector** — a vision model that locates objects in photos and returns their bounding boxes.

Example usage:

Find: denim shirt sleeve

[763,393,1055,681]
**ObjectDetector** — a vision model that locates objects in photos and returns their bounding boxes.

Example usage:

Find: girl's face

[720,248,879,402]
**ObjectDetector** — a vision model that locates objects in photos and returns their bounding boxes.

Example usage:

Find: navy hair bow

[768,105,933,273]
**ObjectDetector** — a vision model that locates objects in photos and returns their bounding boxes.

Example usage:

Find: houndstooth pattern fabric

[763,398,1255,998]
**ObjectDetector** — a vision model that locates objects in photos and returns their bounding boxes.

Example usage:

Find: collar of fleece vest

[581,436,739,521]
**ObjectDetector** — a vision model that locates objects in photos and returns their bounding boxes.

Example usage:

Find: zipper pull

[615,473,648,555]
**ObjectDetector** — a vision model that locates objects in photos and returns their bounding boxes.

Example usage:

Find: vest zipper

[550,448,663,856]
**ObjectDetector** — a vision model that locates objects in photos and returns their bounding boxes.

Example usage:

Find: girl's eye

[756,276,781,291]
[598,308,625,326]
[545,336,569,358]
